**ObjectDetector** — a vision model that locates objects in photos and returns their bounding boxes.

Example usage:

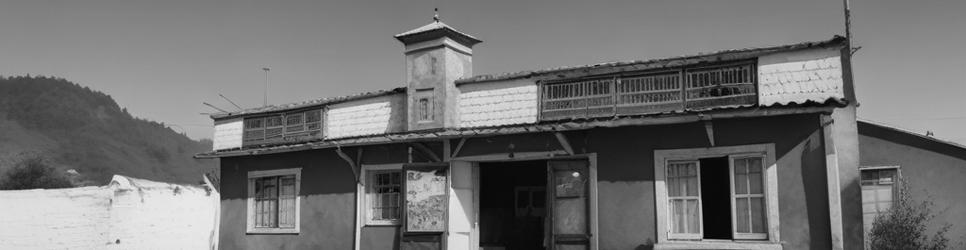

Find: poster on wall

[403,164,448,233]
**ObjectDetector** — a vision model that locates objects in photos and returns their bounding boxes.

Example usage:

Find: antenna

[219,93,243,110]
[433,8,439,22]
[203,102,229,113]
[262,67,270,107]
[843,0,853,51]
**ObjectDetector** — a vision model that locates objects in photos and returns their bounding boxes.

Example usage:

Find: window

[654,144,780,248]
[247,168,301,234]
[361,164,403,225]
[417,97,434,122]
[860,166,899,234]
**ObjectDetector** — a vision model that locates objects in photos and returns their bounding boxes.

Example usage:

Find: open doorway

[479,160,548,250]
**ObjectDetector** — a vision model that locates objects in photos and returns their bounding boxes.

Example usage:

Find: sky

[1,0,964,144]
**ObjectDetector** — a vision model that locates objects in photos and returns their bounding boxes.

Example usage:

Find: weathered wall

[859,131,966,247]
[757,47,844,106]
[213,117,243,151]
[456,114,832,249]
[0,175,219,250]
[457,79,538,128]
[326,93,407,139]
[219,149,356,250]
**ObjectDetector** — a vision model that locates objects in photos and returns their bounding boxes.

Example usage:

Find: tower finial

[433,8,439,22]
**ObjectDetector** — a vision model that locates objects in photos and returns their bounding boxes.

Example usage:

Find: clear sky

[1,0,964,144]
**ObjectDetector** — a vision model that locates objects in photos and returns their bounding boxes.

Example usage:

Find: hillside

[0,75,215,185]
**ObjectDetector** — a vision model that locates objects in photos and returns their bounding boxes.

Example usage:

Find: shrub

[0,156,74,190]
[868,180,950,250]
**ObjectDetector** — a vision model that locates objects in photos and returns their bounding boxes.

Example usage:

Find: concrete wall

[457,79,538,128]
[859,128,966,247]
[219,149,357,250]
[0,175,219,250]
[326,93,407,139]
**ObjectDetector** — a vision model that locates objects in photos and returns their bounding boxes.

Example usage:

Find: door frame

[451,153,598,250]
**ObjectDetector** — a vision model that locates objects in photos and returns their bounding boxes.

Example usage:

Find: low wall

[0,175,219,249]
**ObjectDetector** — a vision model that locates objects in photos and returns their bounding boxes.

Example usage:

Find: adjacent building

[198,18,868,249]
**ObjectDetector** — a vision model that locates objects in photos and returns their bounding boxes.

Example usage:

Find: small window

[860,167,899,234]
[363,165,403,225]
[247,168,301,234]
[417,97,434,122]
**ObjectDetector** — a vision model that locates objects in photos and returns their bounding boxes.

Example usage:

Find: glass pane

[734,171,748,195]
[280,197,296,227]
[748,172,763,194]
[686,200,700,234]
[280,176,296,197]
[554,198,587,234]
[736,197,750,233]
[672,200,684,233]
[879,170,896,184]
[533,190,546,207]
[555,170,586,197]
[686,174,699,196]
[751,197,766,233]
[748,157,763,173]
[668,176,680,197]
[861,170,878,182]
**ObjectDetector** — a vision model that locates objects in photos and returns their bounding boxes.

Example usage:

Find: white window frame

[247,168,301,234]
[665,160,704,240]
[729,154,769,240]
[859,165,901,235]
[360,164,404,226]
[654,143,781,249]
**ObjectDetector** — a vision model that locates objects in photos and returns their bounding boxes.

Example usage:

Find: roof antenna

[219,93,243,111]
[203,102,229,113]
[433,8,439,22]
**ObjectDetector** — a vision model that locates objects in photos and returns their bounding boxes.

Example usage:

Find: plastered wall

[0,175,219,250]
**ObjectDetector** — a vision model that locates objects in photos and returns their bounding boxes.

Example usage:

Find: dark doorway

[479,160,547,250]
[700,156,733,239]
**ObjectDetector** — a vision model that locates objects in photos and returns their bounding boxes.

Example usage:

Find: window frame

[859,165,901,234]
[665,160,704,240]
[654,143,780,249]
[360,164,404,226]
[246,168,301,234]
[729,154,769,240]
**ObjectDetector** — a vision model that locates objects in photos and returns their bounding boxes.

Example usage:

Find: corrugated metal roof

[456,36,847,85]
[209,87,406,120]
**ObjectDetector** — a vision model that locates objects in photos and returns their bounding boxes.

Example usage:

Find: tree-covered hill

[0,75,214,185]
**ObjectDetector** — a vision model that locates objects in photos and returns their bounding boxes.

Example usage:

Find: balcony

[539,62,757,121]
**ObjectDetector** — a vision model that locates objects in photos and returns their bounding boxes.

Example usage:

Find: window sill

[246,228,300,235]
[655,240,782,250]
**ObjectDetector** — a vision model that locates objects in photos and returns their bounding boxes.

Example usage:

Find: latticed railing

[243,108,323,147]
[539,63,757,121]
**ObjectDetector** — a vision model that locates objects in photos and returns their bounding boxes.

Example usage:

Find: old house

[198,18,866,250]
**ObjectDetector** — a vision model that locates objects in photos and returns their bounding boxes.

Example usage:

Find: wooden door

[547,160,591,250]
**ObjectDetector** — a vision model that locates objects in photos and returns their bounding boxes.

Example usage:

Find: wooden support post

[336,146,359,182]
[704,120,715,147]
[555,132,575,155]
[452,138,467,159]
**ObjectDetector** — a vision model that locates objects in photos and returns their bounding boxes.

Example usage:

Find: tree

[868,180,950,250]
[0,156,74,190]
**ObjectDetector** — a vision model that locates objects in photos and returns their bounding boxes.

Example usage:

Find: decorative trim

[246,168,302,234]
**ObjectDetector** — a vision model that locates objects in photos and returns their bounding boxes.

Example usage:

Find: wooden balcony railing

[540,63,757,121]
[243,108,323,147]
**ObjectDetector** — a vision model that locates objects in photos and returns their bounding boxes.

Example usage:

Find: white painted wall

[758,48,845,106]
[457,79,539,128]
[326,94,405,139]
[0,175,219,250]
[213,118,243,151]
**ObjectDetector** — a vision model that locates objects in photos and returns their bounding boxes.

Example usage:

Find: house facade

[198,19,866,250]
[857,120,966,247]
